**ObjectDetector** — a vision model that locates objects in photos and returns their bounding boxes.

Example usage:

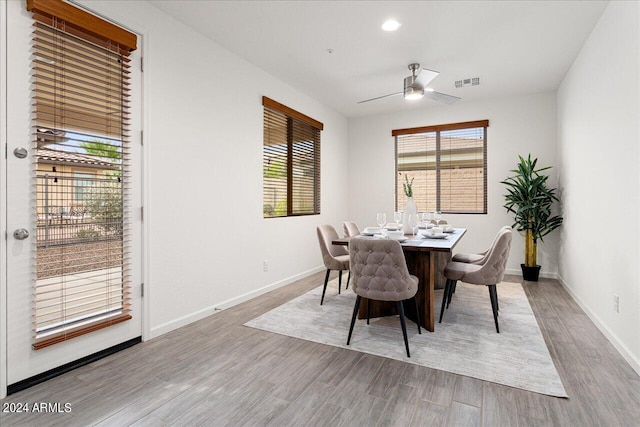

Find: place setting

[363,211,457,243]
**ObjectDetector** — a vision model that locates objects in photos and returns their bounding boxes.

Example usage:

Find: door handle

[13,147,28,159]
[13,228,30,240]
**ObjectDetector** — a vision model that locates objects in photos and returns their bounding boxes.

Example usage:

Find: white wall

[557,1,640,372]
[20,1,348,340]
[347,93,559,276]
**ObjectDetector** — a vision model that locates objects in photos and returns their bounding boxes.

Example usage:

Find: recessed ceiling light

[381,19,401,32]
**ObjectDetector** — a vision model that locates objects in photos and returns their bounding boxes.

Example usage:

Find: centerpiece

[401,175,418,235]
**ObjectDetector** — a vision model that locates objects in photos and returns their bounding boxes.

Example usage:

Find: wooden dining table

[332,228,467,332]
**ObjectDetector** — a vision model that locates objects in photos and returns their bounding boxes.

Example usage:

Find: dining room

[0,0,638,425]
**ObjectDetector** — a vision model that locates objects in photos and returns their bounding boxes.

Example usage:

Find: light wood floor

[1,273,639,426]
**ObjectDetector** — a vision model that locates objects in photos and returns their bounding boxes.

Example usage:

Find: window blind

[263,97,322,217]
[394,120,488,214]
[28,0,137,350]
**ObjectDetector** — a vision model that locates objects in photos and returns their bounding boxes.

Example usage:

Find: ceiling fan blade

[357,92,403,104]
[424,90,461,105]
[414,68,439,88]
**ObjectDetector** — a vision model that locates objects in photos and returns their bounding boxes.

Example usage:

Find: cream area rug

[245,279,568,397]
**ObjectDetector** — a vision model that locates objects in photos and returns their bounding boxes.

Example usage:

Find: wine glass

[407,214,419,239]
[434,211,442,226]
[376,213,387,231]
[393,211,402,225]
[422,211,431,226]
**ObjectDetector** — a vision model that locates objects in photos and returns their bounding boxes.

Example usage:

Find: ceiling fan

[358,63,460,105]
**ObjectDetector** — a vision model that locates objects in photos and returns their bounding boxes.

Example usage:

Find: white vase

[402,197,418,234]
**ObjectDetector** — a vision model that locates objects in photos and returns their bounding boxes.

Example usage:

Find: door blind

[28,0,137,349]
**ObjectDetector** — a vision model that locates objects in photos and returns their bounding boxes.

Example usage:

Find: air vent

[455,77,480,88]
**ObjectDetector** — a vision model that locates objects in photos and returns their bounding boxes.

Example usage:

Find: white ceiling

[149,0,608,118]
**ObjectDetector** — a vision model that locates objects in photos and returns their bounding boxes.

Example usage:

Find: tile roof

[35,148,117,169]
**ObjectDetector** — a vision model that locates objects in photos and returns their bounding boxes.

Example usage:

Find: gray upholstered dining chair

[452,226,512,264]
[316,225,350,305]
[342,221,361,237]
[347,237,421,357]
[439,228,512,333]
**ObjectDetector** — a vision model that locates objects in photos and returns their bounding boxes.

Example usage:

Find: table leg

[356,250,444,332]
[403,250,435,332]
[357,297,395,320]
[432,252,452,289]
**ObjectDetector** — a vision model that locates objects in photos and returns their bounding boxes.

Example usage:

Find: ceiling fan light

[381,19,401,31]
[404,75,424,100]
[404,91,424,100]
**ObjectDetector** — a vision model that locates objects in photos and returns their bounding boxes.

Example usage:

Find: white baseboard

[149,266,325,339]
[505,268,558,279]
[214,266,325,311]
[557,274,640,376]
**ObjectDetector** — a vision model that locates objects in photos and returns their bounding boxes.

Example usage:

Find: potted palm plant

[501,154,563,281]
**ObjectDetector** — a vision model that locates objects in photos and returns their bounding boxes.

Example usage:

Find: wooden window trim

[392,120,489,136]
[27,0,137,53]
[33,314,131,350]
[262,96,324,130]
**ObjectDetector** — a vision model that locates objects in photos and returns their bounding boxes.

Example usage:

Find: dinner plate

[388,235,408,242]
[423,233,448,239]
[363,227,382,235]
[443,227,456,233]
[418,223,434,229]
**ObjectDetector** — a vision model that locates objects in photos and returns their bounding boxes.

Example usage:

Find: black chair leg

[338,270,343,294]
[347,296,362,345]
[446,280,456,308]
[493,285,499,315]
[366,298,371,325]
[439,279,452,323]
[414,296,422,334]
[488,285,500,333]
[397,301,411,358]
[320,269,331,305]
[346,270,351,290]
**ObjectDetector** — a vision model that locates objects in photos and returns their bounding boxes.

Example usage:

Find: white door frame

[1,0,10,401]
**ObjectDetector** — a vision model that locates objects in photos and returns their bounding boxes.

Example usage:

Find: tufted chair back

[459,228,512,285]
[349,238,418,302]
[430,219,448,225]
[476,225,512,265]
[317,225,349,270]
[455,225,513,265]
[343,221,361,237]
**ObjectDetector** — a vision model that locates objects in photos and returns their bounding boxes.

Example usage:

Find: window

[394,120,488,214]
[74,172,94,201]
[263,96,322,217]
[28,0,137,349]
